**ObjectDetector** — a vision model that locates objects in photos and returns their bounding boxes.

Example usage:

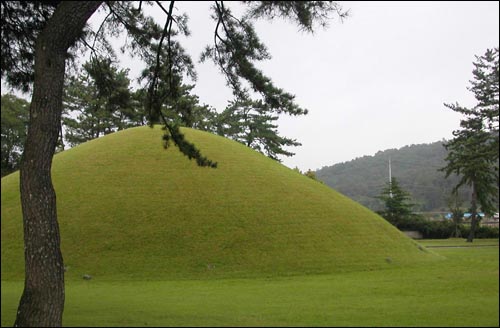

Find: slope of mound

[1,126,439,280]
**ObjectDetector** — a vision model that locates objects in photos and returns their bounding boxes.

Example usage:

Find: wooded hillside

[315,141,471,212]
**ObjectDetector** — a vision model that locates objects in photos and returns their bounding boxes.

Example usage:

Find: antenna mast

[389,157,393,198]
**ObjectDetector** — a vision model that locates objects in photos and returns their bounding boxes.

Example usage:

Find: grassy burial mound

[1,126,439,281]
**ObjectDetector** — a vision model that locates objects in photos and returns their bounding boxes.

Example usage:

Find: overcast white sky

[141,1,500,171]
[3,1,499,172]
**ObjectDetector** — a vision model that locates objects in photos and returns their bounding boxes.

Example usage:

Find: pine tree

[62,57,143,147]
[469,48,499,146]
[1,94,30,176]
[216,97,302,160]
[376,177,416,228]
[441,47,499,242]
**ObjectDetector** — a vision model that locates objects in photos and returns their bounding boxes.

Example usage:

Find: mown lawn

[2,239,498,327]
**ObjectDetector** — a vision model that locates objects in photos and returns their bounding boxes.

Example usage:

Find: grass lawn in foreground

[2,239,498,327]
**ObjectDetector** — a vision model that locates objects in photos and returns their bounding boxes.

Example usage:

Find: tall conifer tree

[216,97,302,160]
[63,57,142,147]
[376,177,416,228]
[1,94,30,176]
[441,47,499,242]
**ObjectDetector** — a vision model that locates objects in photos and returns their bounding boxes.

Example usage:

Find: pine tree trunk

[467,181,478,243]
[14,2,102,326]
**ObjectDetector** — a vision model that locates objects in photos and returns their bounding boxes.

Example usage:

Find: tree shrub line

[398,216,499,239]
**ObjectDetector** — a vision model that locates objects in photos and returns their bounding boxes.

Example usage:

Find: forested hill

[315,141,469,212]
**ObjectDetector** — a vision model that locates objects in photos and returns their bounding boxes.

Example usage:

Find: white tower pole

[389,157,393,198]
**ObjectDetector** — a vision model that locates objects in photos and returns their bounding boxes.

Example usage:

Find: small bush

[422,221,455,239]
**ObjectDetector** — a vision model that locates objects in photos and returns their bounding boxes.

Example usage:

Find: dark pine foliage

[441,47,499,242]
[376,177,418,229]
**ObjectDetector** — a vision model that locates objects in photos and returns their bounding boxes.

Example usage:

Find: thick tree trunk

[14,2,102,327]
[467,181,478,243]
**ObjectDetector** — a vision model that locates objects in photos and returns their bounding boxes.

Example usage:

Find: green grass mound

[1,126,439,280]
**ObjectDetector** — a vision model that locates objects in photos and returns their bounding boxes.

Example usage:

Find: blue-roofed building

[463,212,485,218]
[444,212,485,219]
[443,212,498,227]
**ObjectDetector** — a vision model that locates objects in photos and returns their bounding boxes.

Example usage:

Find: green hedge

[458,225,499,239]
[389,215,499,239]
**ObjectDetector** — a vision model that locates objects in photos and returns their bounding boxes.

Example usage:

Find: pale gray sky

[3,1,499,172]
[131,1,500,171]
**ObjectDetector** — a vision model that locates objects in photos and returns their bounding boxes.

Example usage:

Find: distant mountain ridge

[315,141,470,212]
